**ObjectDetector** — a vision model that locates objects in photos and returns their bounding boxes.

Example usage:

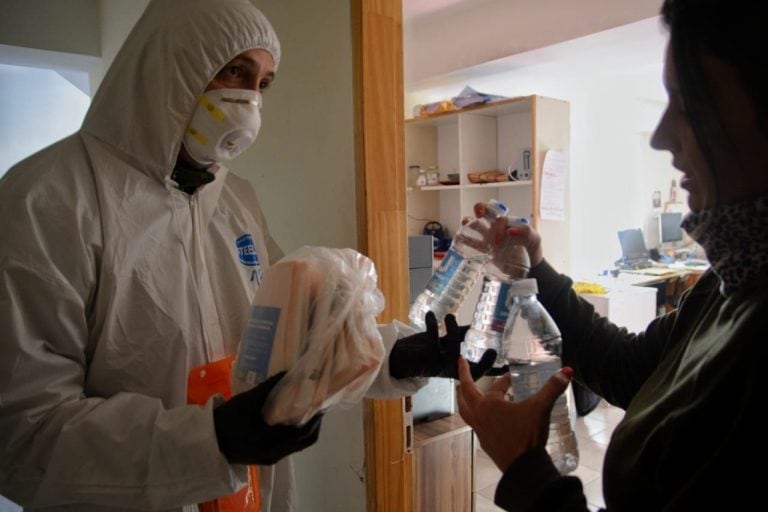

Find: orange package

[187,356,260,512]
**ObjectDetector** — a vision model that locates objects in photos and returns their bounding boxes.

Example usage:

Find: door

[352,1,414,511]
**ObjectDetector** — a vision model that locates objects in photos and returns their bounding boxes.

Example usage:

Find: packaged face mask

[232,246,386,426]
[184,88,262,165]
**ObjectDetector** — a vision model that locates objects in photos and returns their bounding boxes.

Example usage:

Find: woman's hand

[456,357,572,472]
[465,202,545,268]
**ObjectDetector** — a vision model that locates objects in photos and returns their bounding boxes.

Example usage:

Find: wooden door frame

[351,1,412,511]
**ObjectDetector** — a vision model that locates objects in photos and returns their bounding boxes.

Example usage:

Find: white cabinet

[405,95,571,324]
[579,286,657,334]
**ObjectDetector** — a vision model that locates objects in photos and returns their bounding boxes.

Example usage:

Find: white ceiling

[402,0,667,101]
[405,16,668,106]
[403,0,474,19]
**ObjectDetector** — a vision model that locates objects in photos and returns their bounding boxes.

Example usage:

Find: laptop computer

[616,228,654,269]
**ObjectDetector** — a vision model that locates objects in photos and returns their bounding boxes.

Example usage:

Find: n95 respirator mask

[183,88,262,166]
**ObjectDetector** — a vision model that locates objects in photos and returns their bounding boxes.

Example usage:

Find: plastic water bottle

[408,200,509,331]
[462,216,531,368]
[500,278,579,474]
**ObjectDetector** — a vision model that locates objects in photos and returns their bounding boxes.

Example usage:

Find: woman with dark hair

[456,0,768,510]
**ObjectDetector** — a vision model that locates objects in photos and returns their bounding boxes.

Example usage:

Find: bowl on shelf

[467,170,510,183]
[439,172,460,186]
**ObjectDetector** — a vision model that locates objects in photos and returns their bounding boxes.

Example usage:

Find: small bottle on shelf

[426,166,439,186]
[408,165,422,187]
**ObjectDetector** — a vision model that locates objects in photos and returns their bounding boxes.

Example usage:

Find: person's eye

[259,78,272,92]
[226,66,243,78]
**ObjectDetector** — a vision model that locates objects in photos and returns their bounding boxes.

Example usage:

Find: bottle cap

[508,277,538,296]
[487,199,509,215]
[506,216,529,227]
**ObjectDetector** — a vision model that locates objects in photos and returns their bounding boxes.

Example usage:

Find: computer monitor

[659,212,684,244]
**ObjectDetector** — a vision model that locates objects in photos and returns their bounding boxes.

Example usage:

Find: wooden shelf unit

[405,94,571,325]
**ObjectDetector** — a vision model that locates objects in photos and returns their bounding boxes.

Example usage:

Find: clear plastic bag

[232,246,386,426]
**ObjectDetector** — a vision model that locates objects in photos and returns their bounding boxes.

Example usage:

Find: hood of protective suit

[81,0,281,183]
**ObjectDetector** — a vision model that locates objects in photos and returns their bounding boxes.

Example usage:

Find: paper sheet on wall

[539,149,567,221]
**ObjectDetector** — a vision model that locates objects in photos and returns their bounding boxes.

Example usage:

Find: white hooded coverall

[0,1,422,510]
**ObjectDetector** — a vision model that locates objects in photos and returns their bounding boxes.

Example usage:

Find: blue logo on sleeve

[236,234,262,284]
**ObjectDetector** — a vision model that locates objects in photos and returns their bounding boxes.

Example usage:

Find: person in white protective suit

[0,1,500,511]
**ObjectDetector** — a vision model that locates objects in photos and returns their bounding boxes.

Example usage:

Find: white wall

[0,0,100,57]
[91,0,151,93]
[0,0,147,178]
[405,17,683,277]
[228,1,359,254]
[0,64,90,176]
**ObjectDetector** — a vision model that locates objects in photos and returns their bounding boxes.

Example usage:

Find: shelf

[419,184,461,191]
[414,413,471,448]
[405,93,571,300]
[406,95,535,126]
[409,180,532,192]
[464,180,532,189]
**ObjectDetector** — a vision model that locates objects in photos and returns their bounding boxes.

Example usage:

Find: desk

[618,262,708,287]
[586,263,708,314]
[579,286,657,333]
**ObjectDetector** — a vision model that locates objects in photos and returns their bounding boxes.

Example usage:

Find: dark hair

[661,0,768,174]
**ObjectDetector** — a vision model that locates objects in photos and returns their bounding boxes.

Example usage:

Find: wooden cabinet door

[414,416,474,512]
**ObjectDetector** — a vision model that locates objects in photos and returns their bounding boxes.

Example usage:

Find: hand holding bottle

[461,210,530,369]
[456,204,503,254]
[466,202,544,268]
[456,357,573,473]
[409,200,510,331]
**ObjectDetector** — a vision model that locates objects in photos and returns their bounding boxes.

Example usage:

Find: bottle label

[490,281,513,332]
[235,305,281,385]
[426,249,464,295]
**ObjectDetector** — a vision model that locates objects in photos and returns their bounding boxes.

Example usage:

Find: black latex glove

[389,311,505,380]
[213,371,322,465]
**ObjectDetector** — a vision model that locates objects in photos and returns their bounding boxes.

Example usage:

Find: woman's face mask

[183,88,262,166]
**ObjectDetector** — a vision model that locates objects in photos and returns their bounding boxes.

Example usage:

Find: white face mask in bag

[183,88,262,166]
